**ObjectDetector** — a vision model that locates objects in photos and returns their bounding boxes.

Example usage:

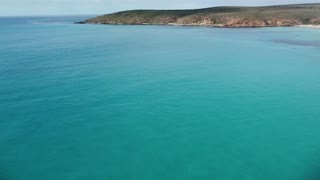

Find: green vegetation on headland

[78,3,320,27]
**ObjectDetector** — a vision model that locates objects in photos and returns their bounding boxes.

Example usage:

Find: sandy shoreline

[296,25,320,29]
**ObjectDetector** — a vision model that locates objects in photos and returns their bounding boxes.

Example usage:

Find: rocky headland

[79,4,320,28]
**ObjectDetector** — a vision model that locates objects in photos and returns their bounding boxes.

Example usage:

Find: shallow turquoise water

[1,17,320,180]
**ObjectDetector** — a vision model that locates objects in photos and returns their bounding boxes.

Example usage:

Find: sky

[0,0,319,16]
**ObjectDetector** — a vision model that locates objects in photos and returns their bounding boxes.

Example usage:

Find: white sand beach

[296,25,320,29]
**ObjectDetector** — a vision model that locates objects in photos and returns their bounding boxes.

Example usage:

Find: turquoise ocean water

[1,16,320,180]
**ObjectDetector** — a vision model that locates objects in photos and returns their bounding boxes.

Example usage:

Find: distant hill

[79,4,320,27]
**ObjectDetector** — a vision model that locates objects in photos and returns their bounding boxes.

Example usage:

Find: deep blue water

[1,16,320,180]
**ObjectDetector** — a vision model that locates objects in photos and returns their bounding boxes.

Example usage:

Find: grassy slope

[82,4,320,27]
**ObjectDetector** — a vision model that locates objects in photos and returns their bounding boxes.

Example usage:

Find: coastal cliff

[79,4,320,27]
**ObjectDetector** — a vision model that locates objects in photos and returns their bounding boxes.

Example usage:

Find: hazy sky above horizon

[1,0,319,16]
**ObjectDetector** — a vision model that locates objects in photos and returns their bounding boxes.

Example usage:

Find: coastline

[79,22,318,29]
[80,4,320,29]
[296,25,320,29]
